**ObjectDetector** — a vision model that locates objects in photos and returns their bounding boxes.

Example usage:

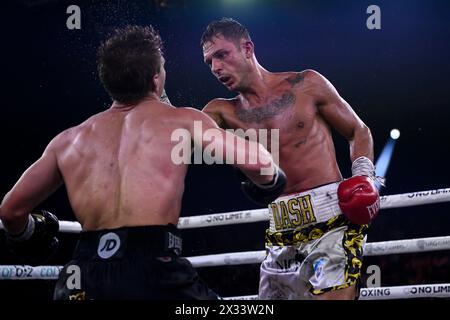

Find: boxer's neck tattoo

[287,73,304,87]
[236,91,295,123]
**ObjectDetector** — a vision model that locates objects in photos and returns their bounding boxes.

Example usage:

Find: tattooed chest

[226,94,317,153]
[235,91,296,124]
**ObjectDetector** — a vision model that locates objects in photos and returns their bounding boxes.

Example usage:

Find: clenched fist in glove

[338,157,381,225]
[5,210,59,265]
[238,165,287,206]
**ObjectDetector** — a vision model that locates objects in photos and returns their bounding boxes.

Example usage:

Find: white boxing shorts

[259,182,367,300]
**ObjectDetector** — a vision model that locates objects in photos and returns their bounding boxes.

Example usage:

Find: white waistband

[268,182,342,232]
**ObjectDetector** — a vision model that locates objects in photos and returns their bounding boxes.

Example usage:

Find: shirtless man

[0,25,286,300]
[201,18,381,300]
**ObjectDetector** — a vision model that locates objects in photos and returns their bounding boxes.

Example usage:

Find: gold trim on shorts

[265,214,353,246]
[311,223,367,295]
[265,214,368,296]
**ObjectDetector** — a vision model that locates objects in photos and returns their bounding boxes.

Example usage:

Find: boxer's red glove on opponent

[338,157,381,225]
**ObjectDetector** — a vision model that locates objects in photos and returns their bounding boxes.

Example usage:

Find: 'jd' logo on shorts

[97,232,121,259]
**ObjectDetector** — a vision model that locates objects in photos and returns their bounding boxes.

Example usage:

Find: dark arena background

[1,0,450,300]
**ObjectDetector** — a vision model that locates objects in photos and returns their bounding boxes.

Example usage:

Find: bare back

[205,70,347,194]
[55,101,188,230]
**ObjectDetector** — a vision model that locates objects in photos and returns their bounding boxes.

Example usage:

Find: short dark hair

[200,18,251,48]
[97,25,163,104]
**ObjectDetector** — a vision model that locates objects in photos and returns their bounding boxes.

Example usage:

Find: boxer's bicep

[320,95,364,141]
[308,71,365,141]
[311,73,374,160]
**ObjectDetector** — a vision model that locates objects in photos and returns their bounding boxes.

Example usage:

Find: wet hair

[200,17,251,48]
[97,25,163,104]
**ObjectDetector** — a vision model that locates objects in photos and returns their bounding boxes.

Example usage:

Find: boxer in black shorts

[53,225,217,300]
[0,25,286,300]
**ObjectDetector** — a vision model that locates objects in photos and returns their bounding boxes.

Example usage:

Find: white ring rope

[1,235,450,279]
[359,284,450,300]
[188,235,450,268]
[224,283,450,300]
[1,187,448,233]
[0,265,62,280]
[0,264,448,300]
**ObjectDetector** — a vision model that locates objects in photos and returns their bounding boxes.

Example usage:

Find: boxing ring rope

[0,263,448,300]
[1,187,447,233]
[2,234,449,278]
[1,187,450,299]
[0,236,450,280]
[225,283,450,300]
[1,264,449,300]
[186,235,450,267]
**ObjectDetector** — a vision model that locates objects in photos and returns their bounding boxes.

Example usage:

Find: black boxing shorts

[53,224,219,300]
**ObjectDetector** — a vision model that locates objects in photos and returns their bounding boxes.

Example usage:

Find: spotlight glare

[390,129,400,140]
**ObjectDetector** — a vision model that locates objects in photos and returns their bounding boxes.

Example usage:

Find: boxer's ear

[153,73,161,95]
[240,39,254,59]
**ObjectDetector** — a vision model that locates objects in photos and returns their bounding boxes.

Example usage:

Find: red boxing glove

[337,176,380,225]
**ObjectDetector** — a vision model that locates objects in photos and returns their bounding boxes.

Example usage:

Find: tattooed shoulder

[286,73,305,87]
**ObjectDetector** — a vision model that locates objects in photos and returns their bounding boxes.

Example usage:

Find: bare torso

[53,101,188,230]
[207,71,342,194]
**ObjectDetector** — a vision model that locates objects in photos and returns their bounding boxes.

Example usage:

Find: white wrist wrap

[351,156,375,178]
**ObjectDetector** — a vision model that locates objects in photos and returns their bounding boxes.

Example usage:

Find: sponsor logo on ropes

[205,212,249,223]
[403,285,450,295]
[0,266,62,279]
[407,189,450,198]
[368,243,406,254]
[416,239,450,250]
[360,288,391,297]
